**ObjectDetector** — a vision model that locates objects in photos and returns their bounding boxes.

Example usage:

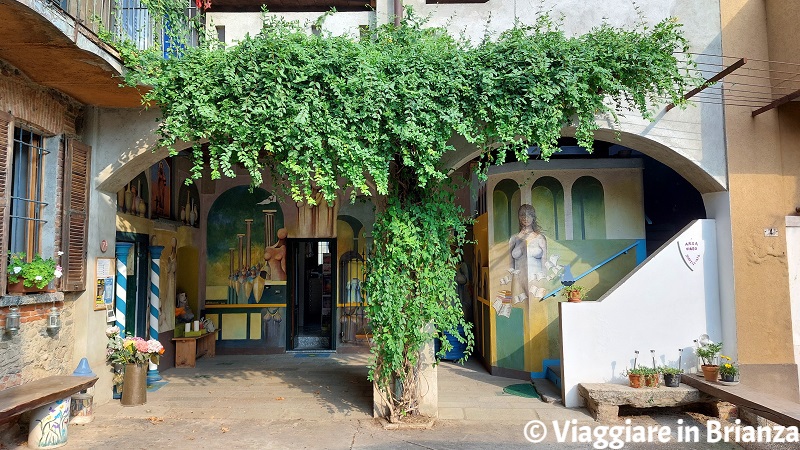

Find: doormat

[147,381,168,393]
[503,383,540,398]
[293,353,331,358]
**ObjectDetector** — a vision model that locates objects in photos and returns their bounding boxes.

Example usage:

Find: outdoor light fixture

[6,304,21,335]
[47,303,61,334]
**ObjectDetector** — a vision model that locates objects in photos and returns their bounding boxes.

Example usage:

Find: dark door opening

[288,239,336,350]
[116,231,150,338]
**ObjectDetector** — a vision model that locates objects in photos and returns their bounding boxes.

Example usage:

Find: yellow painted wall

[721,0,799,367]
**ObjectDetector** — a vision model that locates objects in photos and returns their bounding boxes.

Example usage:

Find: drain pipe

[394,0,403,26]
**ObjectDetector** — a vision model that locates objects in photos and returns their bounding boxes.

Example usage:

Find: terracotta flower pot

[7,279,47,294]
[644,373,660,387]
[628,374,643,388]
[567,291,582,303]
[701,365,720,382]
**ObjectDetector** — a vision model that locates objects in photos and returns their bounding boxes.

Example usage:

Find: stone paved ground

[2,354,751,449]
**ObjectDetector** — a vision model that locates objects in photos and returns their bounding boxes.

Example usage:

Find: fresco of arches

[474,160,647,378]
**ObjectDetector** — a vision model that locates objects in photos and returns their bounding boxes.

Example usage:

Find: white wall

[786,216,800,367]
[560,220,721,407]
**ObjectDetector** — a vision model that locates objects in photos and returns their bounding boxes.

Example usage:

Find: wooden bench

[682,375,800,428]
[578,382,715,421]
[172,330,218,368]
[0,375,98,448]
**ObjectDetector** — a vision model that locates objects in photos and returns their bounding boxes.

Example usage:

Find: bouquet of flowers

[106,326,164,366]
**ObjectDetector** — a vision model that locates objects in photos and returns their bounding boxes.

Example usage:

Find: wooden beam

[752,87,800,117]
[682,375,800,428]
[666,58,747,111]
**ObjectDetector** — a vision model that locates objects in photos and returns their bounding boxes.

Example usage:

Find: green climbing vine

[101,6,698,421]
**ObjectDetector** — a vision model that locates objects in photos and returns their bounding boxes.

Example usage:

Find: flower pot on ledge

[7,279,52,294]
[701,365,720,382]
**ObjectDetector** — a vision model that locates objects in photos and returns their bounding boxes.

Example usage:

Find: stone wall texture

[0,300,75,390]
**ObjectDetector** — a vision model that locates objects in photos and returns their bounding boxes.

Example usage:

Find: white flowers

[57,251,64,256]
[34,275,42,281]
[54,265,63,279]
[13,266,21,274]
[106,325,120,337]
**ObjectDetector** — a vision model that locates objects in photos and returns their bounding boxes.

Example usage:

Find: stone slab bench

[578,382,715,422]
[1,375,98,448]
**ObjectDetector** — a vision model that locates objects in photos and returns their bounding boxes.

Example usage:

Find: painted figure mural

[496,204,564,318]
[151,159,171,219]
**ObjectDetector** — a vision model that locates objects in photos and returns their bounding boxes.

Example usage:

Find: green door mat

[503,383,540,398]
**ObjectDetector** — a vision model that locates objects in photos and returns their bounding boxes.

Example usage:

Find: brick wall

[0,61,82,137]
[0,299,75,391]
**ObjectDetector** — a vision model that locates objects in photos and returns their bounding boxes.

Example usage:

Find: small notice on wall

[678,239,704,271]
[95,258,115,311]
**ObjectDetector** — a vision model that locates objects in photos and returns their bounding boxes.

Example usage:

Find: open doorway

[288,239,336,350]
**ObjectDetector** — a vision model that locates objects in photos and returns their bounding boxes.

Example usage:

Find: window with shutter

[0,112,12,296]
[61,139,91,291]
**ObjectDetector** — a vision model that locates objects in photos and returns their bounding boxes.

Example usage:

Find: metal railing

[541,240,646,300]
[44,0,200,51]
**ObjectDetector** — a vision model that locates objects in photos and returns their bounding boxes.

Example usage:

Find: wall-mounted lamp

[6,304,21,335]
[47,303,61,334]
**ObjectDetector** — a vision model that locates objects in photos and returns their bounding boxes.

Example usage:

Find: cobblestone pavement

[4,354,750,449]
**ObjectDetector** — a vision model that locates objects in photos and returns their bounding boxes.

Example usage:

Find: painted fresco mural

[206,186,285,303]
[177,180,200,227]
[480,163,646,376]
[116,171,149,217]
[151,159,171,219]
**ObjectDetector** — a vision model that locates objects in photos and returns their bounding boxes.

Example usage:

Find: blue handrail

[540,240,644,301]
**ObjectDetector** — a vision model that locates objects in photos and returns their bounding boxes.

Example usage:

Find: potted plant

[719,355,739,383]
[561,285,584,303]
[7,252,62,293]
[659,366,683,387]
[695,339,723,382]
[106,326,165,406]
[624,367,659,388]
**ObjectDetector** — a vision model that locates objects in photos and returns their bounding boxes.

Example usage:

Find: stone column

[115,243,134,335]
[147,245,165,384]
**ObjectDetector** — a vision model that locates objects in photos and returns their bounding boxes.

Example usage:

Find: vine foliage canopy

[107,5,697,420]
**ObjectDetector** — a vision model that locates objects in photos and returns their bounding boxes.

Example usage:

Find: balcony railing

[46,0,201,51]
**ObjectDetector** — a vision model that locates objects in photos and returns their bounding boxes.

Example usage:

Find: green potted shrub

[561,285,584,303]
[695,339,723,382]
[719,355,739,383]
[7,252,61,292]
[659,366,683,387]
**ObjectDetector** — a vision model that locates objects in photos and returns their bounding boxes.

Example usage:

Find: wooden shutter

[61,139,91,291]
[0,112,12,297]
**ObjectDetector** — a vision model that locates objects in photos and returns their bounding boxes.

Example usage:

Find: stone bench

[0,375,98,448]
[578,382,715,422]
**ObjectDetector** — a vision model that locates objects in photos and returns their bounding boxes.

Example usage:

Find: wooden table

[172,330,218,368]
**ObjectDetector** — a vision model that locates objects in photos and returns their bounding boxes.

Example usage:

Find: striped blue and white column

[114,243,133,335]
[147,245,165,384]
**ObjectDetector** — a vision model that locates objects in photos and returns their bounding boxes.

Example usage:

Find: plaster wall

[207,11,375,44]
[560,220,720,408]
[721,0,800,400]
